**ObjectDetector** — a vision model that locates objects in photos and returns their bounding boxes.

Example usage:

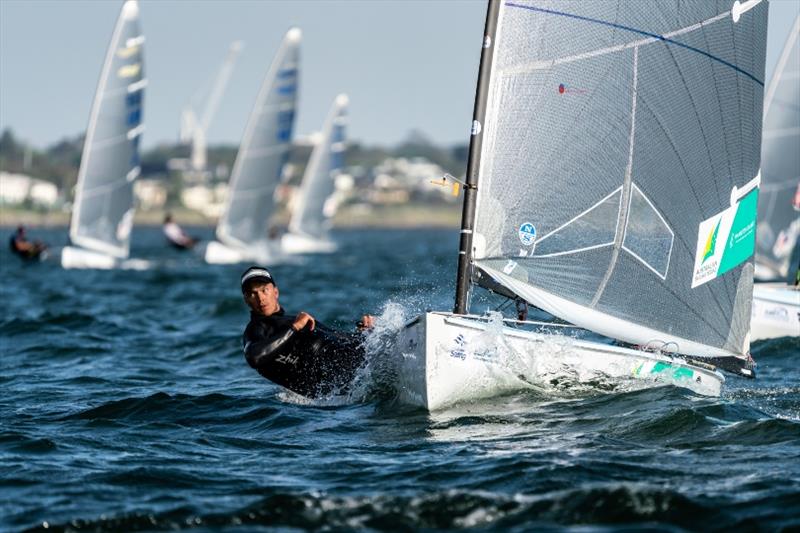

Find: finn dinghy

[282,94,349,255]
[62,0,147,270]
[397,0,768,411]
[205,28,300,265]
[751,14,800,341]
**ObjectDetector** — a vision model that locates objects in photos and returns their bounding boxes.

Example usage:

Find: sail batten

[469,0,767,357]
[503,3,763,85]
[217,29,300,248]
[69,0,145,260]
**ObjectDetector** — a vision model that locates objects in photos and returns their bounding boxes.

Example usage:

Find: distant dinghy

[62,0,147,270]
[205,28,301,265]
[751,14,800,341]
[282,94,349,255]
[398,0,768,410]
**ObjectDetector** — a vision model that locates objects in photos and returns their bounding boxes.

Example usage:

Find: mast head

[335,94,349,108]
[121,0,139,20]
[286,27,302,43]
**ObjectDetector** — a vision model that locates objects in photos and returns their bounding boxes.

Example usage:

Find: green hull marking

[651,361,694,380]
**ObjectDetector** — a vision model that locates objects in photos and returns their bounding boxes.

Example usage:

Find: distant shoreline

[0,204,462,229]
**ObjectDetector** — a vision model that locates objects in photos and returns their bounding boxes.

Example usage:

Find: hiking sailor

[240,266,375,398]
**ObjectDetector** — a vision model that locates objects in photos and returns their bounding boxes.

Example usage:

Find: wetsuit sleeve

[243,322,298,370]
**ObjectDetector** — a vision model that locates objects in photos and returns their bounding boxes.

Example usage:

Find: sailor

[163,213,198,250]
[240,266,376,398]
[9,225,47,260]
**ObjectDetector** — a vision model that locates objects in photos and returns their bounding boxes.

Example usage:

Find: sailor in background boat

[9,225,47,260]
[163,214,198,250]
[240,266,375,398]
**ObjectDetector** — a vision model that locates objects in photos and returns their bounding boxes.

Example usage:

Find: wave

[1,312,99,336]
[61,392,282,426]
[21,485,800,532]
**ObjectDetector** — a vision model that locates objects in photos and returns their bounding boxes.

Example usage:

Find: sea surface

[1,227,799,532]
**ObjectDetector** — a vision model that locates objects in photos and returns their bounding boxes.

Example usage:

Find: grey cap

[240,266,275,289]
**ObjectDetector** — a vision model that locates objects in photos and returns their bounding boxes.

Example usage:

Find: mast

[454,0,502,314]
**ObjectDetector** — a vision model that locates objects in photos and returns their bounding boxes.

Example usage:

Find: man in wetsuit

[241,266,376,398]
[9,225,47,260]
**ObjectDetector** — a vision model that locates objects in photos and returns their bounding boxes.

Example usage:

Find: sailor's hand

[293,312,315,332]
[357,315,376,331]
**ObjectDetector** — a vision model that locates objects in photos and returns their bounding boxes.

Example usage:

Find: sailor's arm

[292,312,315,332]
[243,325,297,369]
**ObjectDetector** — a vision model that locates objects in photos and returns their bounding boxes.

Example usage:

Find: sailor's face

[244,282,280,316]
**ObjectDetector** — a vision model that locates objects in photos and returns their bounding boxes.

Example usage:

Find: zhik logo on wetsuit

[276,353,300,366]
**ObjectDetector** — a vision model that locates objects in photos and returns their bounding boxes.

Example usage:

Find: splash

[276,300,413,407]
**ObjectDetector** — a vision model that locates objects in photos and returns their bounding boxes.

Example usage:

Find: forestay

[217,28,300,248]
[288,94,348,239]
[70,0,145,259]
[469,0,767,358]
[755,14,800,281]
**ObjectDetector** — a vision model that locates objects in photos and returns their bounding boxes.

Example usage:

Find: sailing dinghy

[397,0,768,410]
[282,94,349,254]
[751,14,800,341]
[205,28,300,265]
[62,0,146,270]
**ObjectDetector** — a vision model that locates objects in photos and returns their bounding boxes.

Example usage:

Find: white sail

[216,28,300,249]
[468,0,768,359]
[755,14,800,281]
[69,0,145,259]
[288,94,348,240]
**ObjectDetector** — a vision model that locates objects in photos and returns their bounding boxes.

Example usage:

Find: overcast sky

[1,0,798,150]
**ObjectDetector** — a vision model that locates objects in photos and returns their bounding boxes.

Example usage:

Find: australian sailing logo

[702,220,721,263]
[692,187,759,289]
[558,83,588,95]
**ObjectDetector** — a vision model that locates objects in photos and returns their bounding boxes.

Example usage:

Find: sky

[1,0,798,150]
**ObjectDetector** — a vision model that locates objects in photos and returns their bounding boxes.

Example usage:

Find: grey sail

[288,94,348,239]
[755,14,800,281]
[469,0,767,358]
[69,0,145,259]
[217,28,300,248]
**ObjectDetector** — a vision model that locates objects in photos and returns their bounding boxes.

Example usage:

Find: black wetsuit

[243,308,367,398]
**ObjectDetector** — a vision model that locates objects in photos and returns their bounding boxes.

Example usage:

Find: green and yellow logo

[702,219,721,263]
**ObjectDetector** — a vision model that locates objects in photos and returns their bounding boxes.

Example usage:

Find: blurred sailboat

[205,28,300,265]
[62,0,147,270]
[397,0,767,410]
[751,14,800,341]
[282,94,348,254]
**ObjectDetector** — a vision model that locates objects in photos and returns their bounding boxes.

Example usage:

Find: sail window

[534,187,621,257]
[621,184,674,279]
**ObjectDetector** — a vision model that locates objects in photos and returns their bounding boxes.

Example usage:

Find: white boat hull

[751,283,800,341]
[281,232,337,254]
[204,239,283,265]
[60,246,150,270]
[61,246,118,269]
[396,312,725,411]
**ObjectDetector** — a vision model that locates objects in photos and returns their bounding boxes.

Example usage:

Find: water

[2,227,799,531]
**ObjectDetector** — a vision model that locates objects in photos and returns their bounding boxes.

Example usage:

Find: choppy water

[2,227,799,532]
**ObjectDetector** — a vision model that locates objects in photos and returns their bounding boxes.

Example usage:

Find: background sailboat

[61,0,146,270]
[397,0,767,410]
[751,14,800,341]
[282,94,349,254]
[204,28,300,265]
